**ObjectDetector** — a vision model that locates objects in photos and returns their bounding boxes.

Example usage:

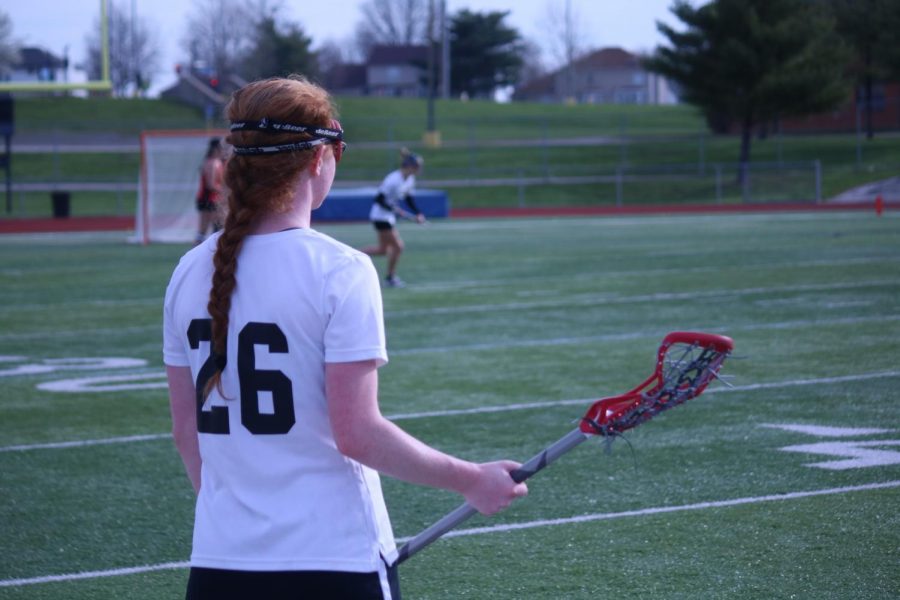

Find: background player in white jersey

[361,149,425,288]
[164,76,527,600]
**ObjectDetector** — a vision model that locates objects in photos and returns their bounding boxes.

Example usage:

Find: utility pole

[131,0,137,96]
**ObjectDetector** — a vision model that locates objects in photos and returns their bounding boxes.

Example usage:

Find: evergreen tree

[450,10,523,98]
[243,16,318,81]
[828,0,900,138]
[645,0,850,180]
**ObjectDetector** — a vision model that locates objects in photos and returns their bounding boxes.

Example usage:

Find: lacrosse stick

[395,331,733,564]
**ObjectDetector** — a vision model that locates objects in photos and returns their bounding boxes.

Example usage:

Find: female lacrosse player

[164,76,526,600]
[361,148,425,287]
[195,137,225,244]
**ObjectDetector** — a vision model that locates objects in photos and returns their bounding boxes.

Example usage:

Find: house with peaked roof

[5,47,67,83]
[514,47,677,105]
[320,63,367,97]
[159,64,247,112]
[321,45,432,98]
[366,45,430,97]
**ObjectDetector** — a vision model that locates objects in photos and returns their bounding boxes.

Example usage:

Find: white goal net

[135,130,227,244]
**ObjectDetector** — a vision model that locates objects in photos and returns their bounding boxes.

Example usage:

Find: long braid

[203,202,254,398]
[201,75,336,400]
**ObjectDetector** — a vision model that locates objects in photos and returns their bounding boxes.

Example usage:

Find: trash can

[51,191,70,218]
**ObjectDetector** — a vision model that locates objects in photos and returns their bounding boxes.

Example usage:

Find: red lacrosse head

[580,332,733,435]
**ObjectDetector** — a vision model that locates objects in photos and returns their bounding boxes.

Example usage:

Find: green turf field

[1,210,898,599]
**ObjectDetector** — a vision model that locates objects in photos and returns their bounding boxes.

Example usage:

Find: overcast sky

[5,0,690,96]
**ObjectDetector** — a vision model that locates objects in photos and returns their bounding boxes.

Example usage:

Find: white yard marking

[3,371,898,453]
[764,423,900,470]
[761,423,893,437]
[0,357,146,378]
[779,441,900,470]
[36,372,168,393]
[3,480,897,588]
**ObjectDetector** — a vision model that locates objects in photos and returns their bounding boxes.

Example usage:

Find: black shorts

[373,220,395,231]
[185,565,401,600]
[196,198,217,213]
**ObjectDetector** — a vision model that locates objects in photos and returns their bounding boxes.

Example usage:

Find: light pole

[423,0,441,147]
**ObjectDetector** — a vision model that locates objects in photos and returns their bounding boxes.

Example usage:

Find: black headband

[229,118,343,141]
[231,138,345,156]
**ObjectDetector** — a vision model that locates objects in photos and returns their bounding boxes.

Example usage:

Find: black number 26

[187,319,296,435]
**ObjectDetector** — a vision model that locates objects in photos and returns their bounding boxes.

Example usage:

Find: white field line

[386,279,900,318]
[3,309,898,348]
[407,256,900,293]
[2,313,897,390]
[398,480,900,543]
[389,313,900,355]
[0,562,191,588]
[1,276,898,342]
[2,480,897,588]
[2,255,895,308]
[3,370,898,454]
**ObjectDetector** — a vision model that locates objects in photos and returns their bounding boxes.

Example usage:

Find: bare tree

[85,1,160,96]
[517,37,547,86]
[181,0,255,80]
[542,0,590,99]
[355,0,430,58]
[0,10,20,80]
[316,39,352,74]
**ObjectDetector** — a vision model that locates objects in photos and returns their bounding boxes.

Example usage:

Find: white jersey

[369,169,416,225]
[163,228,396,572]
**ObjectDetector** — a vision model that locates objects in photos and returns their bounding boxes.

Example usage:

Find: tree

[242,13,318,81]
[316,39,352,75]
[450,9,524,98]
[84,1,160,96]
[645,0,850,181]
[181,0,254,81]
[517,38,547,87]
[828,0,900,138]
[355,0,430,58]
[542,0,590,99]
[0,10,19,80]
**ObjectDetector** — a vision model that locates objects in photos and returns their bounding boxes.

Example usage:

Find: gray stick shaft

[396,428,589,564]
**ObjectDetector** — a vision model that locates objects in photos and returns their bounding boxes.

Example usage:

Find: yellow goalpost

[0,0,112,93]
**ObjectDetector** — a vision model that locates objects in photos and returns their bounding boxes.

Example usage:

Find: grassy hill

[13,95,706,137]
[5,95,898,217]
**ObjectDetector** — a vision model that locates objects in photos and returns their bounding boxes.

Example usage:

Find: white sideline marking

[3,480,897,588]
[410,480,900,542]
[2,370,899,453]
[0,561,190,588]
[0,433,172,452]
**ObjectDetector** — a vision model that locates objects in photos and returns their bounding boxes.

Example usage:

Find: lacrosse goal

[135,130,227,244]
